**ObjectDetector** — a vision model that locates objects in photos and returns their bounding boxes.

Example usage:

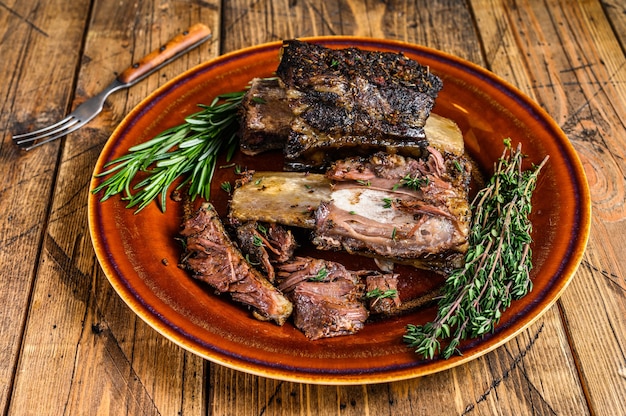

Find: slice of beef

[276,257,368,340]
[180,203,293,325]
[239,77,292,156]
[275,40,443,171]
[290,283,368,340]
[235,221,298,282]
[313,148,471,273]
[276,256,358,293]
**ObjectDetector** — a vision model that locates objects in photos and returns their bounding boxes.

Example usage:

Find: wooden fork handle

[117,23,212,85]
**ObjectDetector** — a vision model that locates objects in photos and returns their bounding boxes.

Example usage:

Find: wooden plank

[1,0,621,415]
[220,0,484,63]
[209,311,588,415]
[209,1,592,415]
[602,0,626,47]
[551,2,626,410]
[0,0,91,413]
[471,1,626,416]
[6,0,220,414]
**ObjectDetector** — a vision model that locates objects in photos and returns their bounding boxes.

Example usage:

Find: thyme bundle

[92,91,245,212]
[404,140,548,359]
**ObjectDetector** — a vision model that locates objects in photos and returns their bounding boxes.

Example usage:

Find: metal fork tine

[15,119,85,150]
[15,116,80,143]
[12,115,75,141]
[12,24,213,150]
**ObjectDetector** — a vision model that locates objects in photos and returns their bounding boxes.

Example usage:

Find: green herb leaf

[309,267,329,282]
[220,181,232,193]
[400,173,430,190]
[252,235,264,247]
[365,288,398,300]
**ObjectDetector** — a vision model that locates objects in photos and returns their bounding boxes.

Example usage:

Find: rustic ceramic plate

[88,37,591,384]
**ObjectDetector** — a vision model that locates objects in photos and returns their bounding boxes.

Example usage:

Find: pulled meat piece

[235,221,298,282]
[313,149,471,273]
[276,257,356,293]
[275,40,443,171]
[276,257,368,340]
[180,203,293,325]
[290,284,368,340]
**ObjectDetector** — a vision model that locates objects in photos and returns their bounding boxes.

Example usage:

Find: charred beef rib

[238,77,291,156]
[239,78,465,159]
[180,203,293,325]
[274,40,443,171]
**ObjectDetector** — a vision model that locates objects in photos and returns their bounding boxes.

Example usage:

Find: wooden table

[1,1,624,414]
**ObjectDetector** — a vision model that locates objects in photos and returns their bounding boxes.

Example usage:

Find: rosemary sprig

[404,141,548,360]
[92,91,245,212]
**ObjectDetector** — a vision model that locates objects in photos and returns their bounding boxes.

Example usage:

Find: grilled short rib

[229,148,472,273]
[274,40,443,171]
[238,78,466,160]
[180,203,293,325]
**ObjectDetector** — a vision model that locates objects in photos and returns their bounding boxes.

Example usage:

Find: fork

[13,23,212,151]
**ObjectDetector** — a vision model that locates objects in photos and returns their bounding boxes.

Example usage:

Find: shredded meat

[180,203,293,325]
[235,221,298,282]
[276,257,368,340]
[290,283,368,340]
[363,272,401,315]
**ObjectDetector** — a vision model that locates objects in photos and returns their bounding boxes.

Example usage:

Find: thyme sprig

[404,141,548,360]
[400,173,430,190]
[365,288,398,301]
[92,91,245,213]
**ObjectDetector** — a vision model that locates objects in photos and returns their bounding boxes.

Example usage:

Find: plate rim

[88,36,591,384]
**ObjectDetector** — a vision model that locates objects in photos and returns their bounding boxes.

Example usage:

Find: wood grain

[1,0,624,415]
[2,0,219,414]
[0,1,92,413]
[207,1,597,415]
[471,1,626,415]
